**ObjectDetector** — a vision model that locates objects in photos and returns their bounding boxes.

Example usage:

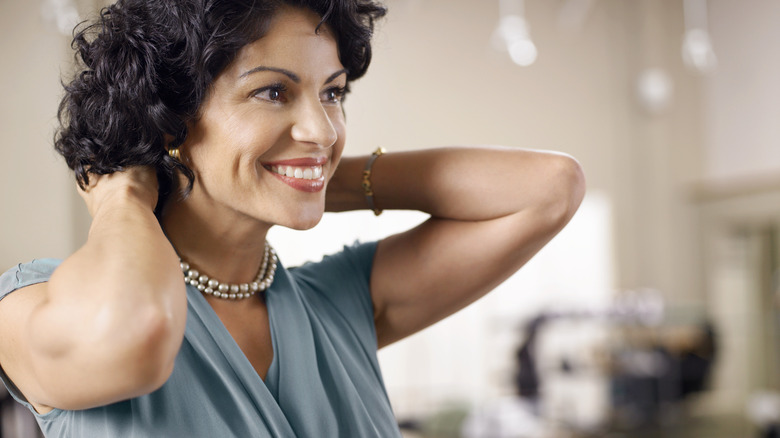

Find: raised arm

[327,146,585,348]
[0,168,187,412]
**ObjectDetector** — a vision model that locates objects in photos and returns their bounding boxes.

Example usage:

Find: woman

[0,0,585,436]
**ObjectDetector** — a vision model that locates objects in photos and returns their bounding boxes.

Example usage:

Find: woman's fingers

[77,168,159,217]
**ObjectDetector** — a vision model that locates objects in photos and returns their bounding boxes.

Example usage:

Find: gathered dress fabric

[0,241,401,437]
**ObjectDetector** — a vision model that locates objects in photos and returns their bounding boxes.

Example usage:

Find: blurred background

[2,0,779,437]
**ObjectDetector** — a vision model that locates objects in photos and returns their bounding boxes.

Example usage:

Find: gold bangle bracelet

[361,147,385,216]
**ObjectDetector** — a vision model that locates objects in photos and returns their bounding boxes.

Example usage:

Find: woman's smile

[262,156,328,192]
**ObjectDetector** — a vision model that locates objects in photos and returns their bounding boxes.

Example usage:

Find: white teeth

[269,165,323,180]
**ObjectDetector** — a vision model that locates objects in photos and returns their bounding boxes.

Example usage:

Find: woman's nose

[290,97,338,148]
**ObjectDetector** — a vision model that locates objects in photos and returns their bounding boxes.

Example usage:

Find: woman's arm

[327,146,585,348]
[0,168,187,412]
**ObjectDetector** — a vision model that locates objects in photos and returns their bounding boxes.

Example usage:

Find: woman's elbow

[542,153,586,229]
[89,303,185,396]
[130,308,183,391]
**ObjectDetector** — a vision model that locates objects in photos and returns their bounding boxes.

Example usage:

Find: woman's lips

[262,157,327,193]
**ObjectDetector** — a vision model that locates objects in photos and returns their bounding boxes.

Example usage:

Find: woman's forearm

[48,188,185,328]
[27,178,187,407]
[328,146,585,222]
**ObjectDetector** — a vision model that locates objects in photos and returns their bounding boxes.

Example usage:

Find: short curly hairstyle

[55,0,387,216]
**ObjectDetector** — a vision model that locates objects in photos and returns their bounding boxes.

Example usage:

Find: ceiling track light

[40,0,80,35]
[682,0,718,74]
[557,0,595,33]
[493,0,538,67]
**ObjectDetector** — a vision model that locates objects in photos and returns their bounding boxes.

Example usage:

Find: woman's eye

[253,85,287,102]
[322,86,347,103]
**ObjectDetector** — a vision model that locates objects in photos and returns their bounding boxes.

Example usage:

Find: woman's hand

[329,146,585,348]
[78,166,159,218]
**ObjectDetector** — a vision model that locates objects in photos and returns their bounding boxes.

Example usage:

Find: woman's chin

[279,211,324,231]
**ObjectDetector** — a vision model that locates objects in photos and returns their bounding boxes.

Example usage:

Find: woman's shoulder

[0,258,62,300]
[286,241,379,323]
[290,240,378,280]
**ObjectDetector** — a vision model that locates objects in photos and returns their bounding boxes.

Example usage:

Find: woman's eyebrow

[239,66,300,82]
[324,68,348,85]
[238,66,348,85]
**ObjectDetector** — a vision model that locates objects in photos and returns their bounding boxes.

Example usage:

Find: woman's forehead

[226,7,341,79]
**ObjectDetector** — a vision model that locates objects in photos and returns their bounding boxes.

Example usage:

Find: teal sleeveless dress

[0,241,401,437]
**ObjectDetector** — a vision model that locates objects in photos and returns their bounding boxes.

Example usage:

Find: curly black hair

[55,0,387,217]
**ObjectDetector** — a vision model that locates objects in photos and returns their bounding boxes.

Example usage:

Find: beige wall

[0,1,79,269]
[705,0,780,181]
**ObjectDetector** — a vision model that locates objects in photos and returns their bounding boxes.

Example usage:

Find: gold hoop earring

[168,147,181,160]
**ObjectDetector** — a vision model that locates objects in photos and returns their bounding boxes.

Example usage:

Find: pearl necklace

[179,242,278,300]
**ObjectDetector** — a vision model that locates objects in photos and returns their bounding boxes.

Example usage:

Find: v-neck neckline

[182,278,301,438]
[185,282,280,394]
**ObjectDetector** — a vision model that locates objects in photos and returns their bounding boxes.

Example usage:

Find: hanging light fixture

[492,0,538,67]
[40,0,80,36]
[682,0,717,73]
[557,0,595,33]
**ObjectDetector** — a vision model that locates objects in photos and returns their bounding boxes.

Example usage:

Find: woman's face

[182,6,347,231]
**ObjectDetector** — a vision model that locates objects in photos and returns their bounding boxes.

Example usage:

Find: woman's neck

[161,197,272,285]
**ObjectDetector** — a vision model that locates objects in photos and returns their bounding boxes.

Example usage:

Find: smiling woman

[171,9,348,231]
[0,0,584,437]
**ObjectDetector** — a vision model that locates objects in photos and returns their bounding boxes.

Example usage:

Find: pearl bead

[178,243,276,300]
